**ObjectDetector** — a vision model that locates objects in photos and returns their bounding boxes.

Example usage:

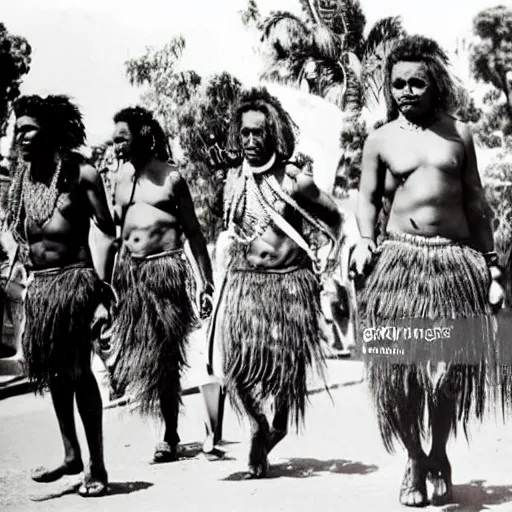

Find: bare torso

[114,161,183,257]
[228,162,308,269]
[378,115,470,241]
[25,163,92,270]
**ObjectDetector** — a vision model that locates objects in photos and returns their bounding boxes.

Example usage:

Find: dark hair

[227,87,297,161]
[113,106,172,163]
[13,94,86,155]
[383,35,460,121]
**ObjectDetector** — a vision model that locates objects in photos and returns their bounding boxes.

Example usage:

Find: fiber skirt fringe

[358,232,496,453]
[110,250,198,417]
[221,254,327,430]
[23,264,104,393]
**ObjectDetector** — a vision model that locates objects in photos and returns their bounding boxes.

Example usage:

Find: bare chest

[25,190,86,239]
[381,131,464,179]
[115,176,174,217]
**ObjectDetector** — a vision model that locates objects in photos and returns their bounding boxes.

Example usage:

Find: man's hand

[349,238,376,281]
[198,284,214,320]
[91,282,118,354]
[488,266,505,312]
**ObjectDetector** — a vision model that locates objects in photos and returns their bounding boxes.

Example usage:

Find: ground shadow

[441,480,512,512]
[223,457,378,481]
[106,481,154,496]
[29,481,153,502]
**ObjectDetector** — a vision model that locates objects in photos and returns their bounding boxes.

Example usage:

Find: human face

[112,121,133,160]
[15,116,41,161]
[391,61,436,119]
[240,110,272,166]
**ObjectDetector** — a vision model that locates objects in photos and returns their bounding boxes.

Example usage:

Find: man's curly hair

[383,35,461,121]
[114,106,172,163]
[13,94,86,155]
[227,87,298,161]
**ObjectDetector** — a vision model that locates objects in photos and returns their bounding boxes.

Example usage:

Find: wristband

[489,265,502,280]
[361,236,376,250]
[483,251,499,268]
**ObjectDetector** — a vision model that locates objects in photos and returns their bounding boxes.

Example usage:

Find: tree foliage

[258,1,404,115]
[483,160,512,263]
[333,114,366,196]
[125,37,202,139]
[240,0,262,28]
[176,73,243,242]
[255,0,404,197]
[470,5,512,129]
[0,23,32,137]
[125,39,242,243]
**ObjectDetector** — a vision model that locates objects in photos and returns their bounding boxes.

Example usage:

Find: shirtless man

[109,106,214,463]
[208,87,341,478]
[6,95,116,497]
[350,35,504,507]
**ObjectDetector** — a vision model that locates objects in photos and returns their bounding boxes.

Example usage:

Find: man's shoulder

[164,163,188,192]
[365,122,394,148]
[78,161,99,184]
[452,117,473,143]
[283,161,303,179]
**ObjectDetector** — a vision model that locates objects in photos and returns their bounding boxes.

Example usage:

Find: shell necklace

[22,157,63,226]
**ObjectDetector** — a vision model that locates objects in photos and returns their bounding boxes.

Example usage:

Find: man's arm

[170,170,214,291]
[291,164,342,237]
[356,131,385,242]
[459,122,495,255]
[80,164,117,282]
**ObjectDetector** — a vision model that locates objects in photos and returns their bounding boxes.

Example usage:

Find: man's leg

[75,369,108,497]
[237,386,270,479]
[378,366,429,507]
[154,374,181,463]
[31,374,83,483]
[201,382,225,454]
[267,394,289,454]
[399,420,429,508]
[427,383,457,504]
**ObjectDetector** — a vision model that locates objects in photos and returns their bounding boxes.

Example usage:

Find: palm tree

[258,0,404,117]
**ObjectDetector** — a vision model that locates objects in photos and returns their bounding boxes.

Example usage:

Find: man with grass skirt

[207,87,342,478]
[109,106,215,463]
[6,95,117,497]
[350,35,505,507]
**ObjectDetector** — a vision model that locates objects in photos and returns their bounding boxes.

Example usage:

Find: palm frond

[336,0,366,53]
[311,23,342,61]
[260,11,310,58]
[298,0,322,24]
[340,66,363,112]
[259,59,304,87]
[361,16,404,61]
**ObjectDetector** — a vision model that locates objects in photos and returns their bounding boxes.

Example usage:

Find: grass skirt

[23,264,105,393]
[220,249,327,430]
[110,249,198,417]
[358,232,496,452]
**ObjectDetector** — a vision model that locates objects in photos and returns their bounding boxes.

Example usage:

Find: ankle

[64,455,83,467]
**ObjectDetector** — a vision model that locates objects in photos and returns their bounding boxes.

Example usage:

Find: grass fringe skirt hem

[221,260,327,431]
[110,250,198,418]
[358,232,497,453]
[23,265,104,393]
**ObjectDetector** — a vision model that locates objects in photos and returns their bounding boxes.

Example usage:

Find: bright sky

[1,0,499,145]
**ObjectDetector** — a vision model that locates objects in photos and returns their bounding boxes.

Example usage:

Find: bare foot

[428,455,453,505]
[399,457,428,507]
[152,442,178,464]
[31,459,84,483]
[78,465,108,498]
[246,432,269,479]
